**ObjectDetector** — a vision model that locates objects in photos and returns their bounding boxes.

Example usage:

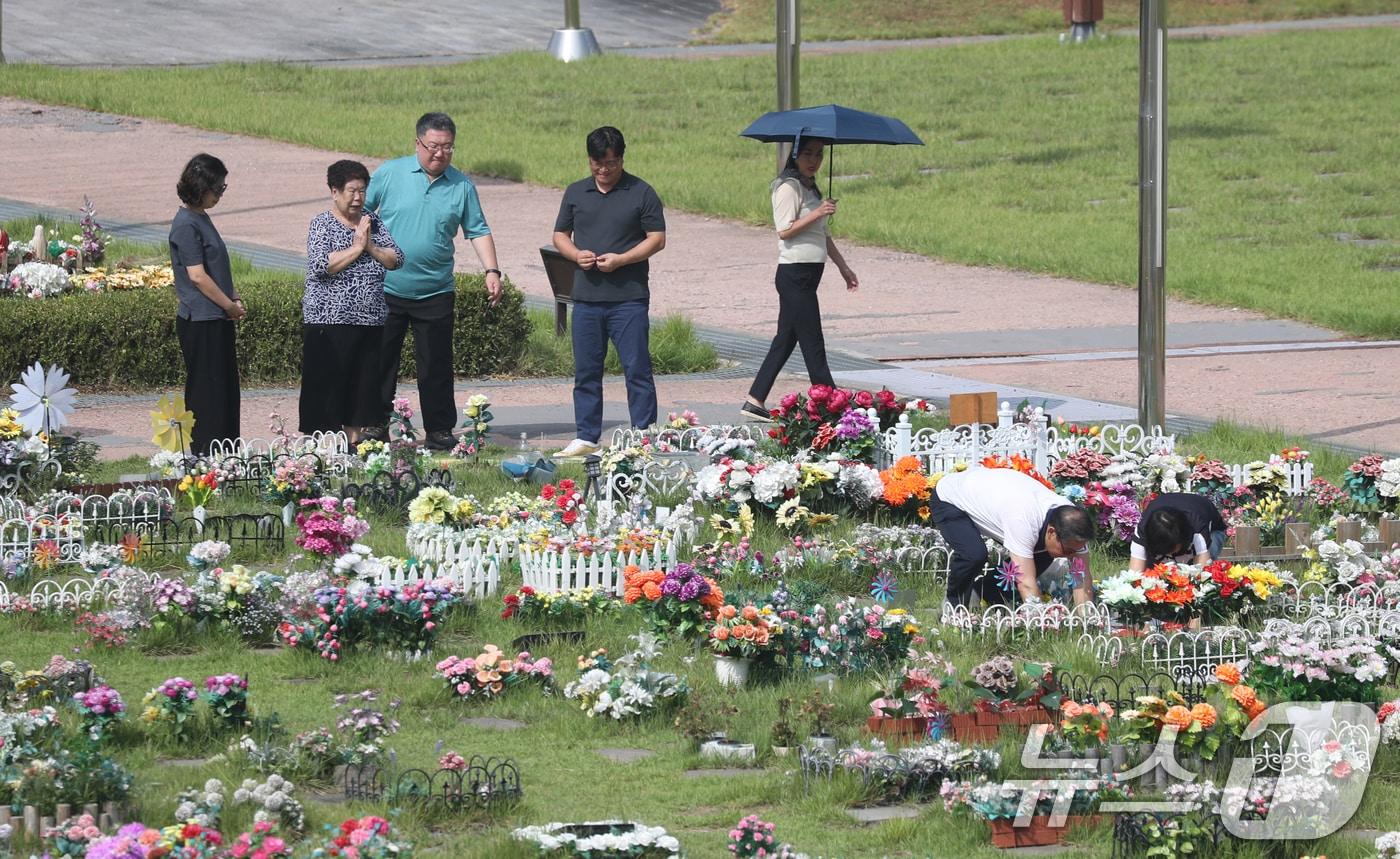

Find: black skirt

[299,323,384,432]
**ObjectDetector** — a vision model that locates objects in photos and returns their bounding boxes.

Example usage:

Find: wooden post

[1381,517,1400,548]
[1336,519,1363,543]
[949,392,997,427]
[1284,522,1310,556]
[1232,525,1261,558]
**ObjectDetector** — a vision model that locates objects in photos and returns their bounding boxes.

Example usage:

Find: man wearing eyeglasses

[551,126,667,458]
[363,111,503,450]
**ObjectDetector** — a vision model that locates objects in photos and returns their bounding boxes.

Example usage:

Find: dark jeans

[748,262,835,403]
[379,291,456,434]
[1208,529,1227,560]
[928,491,1010,607]
[176,316,240,455]
[572,298,656,443]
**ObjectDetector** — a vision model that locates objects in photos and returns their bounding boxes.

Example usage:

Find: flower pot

[192,505,206,527]
[701,738,756,761]
[1337,519,1364,543]
[713,655,752,689]
[986,817,1062,849]
[865,716,930,742]
[1003,705,1050,727]
[976,709,1003,727]
[282,501,295,526]
[771,745,791,758]
[1381,517,1400,548]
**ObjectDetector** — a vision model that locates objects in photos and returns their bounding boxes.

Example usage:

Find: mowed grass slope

[696,0,1400,43]
[0,28,1396,335]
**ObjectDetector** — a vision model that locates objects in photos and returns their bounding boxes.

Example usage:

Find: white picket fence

[0,573,146,610]
[876,405,1175,475]
[0,514,85,567]
[518,543,680,596]
[407,531,519,567]
[207,430,351,460]
[1223,460,1314,496]
[367,556,501,601]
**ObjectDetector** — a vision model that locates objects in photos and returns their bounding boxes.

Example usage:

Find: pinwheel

[9,361,77,436]
[150,393,195,453]
[869,571,899,604]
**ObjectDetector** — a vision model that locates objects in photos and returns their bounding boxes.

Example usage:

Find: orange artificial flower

[712,626,730,641]
[642,582,662,601]
[1144,587,1168,603]
[1215,664,1241,685]
[1231,685,1258,710]
[1246,700,1268,720]
[741,605,759,621]
[700,580,725,610]
[1162,705,1193,730]
[1191,703,1218,729]
[917,506,931,521]
[719,604,738,619]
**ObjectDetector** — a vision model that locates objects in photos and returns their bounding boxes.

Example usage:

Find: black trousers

[748,262,836,402]
[300,324,384,432]
[928,491,1010,607]
[378,291,456,434]
[176,316,240,455]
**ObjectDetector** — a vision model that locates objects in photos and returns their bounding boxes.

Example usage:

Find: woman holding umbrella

[741,137,859,421]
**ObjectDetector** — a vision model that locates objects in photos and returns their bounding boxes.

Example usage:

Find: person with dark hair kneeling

[1129,493,1227,572]
[929,468,1096,607]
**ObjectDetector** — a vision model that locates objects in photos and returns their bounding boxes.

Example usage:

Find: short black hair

[586,126,626,161]
[327,159,370,190]
[1048,505,1094,545]
[415,112,456,139]
[1142,507,1193,560]
[176,153,228,206]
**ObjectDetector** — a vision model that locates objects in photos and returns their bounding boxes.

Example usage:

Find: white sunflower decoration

[9,362,77,436]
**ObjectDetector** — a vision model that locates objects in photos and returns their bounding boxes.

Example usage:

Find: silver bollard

[547,0,602,62]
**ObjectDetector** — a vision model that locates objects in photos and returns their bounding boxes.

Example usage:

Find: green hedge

[0,272,529,391]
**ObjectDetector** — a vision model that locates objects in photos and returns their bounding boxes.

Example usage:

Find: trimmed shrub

[0,272,528,391]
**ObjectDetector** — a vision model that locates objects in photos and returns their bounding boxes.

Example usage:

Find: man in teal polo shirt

[364,111,503,450]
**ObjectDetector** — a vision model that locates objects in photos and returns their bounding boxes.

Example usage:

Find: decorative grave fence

[877,406,1174,474]
[206,451,345,499]
[408,531,518,567]
[1270,579,1400,622]
[602,458,696,509]
[339,468,455,519]
[0,660,96,705]
[1223,459,1313,496]
[0,488,175,567]
[518,543,680,596]
[606,423,765,453]
[342,757,522,811]
[367,555,501,601]
[86,513,284,565]
[0,513,85,567]
[1138,628,1254,689]
[207,430,352,462]
[0,458,64,499]
[1053,669,1207,710]
[941,600,1112,641]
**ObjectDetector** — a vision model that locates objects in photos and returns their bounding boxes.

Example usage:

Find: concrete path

[0,97,1396,457]
[0,0,721,66]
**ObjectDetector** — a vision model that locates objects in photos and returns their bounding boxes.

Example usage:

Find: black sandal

[739,402,774,422]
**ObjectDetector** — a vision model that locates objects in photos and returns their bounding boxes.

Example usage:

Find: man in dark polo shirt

[551,126,667,457]
[1128,492,1228,571]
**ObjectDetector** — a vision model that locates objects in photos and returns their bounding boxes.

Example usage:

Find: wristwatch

[484,268,502,277]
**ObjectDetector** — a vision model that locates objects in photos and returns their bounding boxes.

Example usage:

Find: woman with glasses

[169,152,243,454]
[300,159,404,442]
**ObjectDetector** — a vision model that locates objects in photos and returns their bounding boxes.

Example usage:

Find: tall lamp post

[547,0,601,62]
[775,0,800,172]
[1137,0,1167,428]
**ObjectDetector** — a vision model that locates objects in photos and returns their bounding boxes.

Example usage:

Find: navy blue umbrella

[740,103,924,197]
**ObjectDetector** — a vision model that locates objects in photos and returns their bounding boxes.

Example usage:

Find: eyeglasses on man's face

[417,138,455,155]
[590,158,623,171]
[215,183,229,195]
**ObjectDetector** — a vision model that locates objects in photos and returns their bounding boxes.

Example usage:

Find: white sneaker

[557,438,601,458]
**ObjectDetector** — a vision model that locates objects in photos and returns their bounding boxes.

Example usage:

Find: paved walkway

[0,0,721,66]
[0,97,1396,458]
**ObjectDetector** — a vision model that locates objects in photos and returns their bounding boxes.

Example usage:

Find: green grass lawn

[1,28,1396,337]
[8,422,1397,858]
[696,0,1400,43]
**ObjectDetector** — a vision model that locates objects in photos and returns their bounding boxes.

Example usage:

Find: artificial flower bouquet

[562,634,687,720]
[178,469,219,509]
[1057,700,1115,752]
[262,457,323,506]
[941,775,1126,822]
[878,455,935,522]
[1116,693,1222,761]
[74,685,125,742]
[500,584,618,623]
[140,676,199,739]
[623,563,725,639]
[869,650,955,719]
[435,645,553,700]
[203,673,250,728]
[1049,449,1113,490]
[1247,627,1387,702]
[295,496,371,559]
[305,815,414,859]
[1097,563,1199,625]
[278,578,457,659]
[800,598,923,673]
[767,385,903,455]
[728,815,805,859]
[966,657,1061,715]
[406,485,478,526]
[539,478,585,528]
[1192,559,1282,622]
[707,603,784,660]
[512,820,680,859]
[453,393,493,459]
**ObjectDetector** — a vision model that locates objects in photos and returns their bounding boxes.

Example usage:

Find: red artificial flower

[853,390,875,409]
[540,484,556,500]
[808,384,832,403]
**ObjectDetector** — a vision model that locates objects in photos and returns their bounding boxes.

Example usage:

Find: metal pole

[0,0,7,64]
[775,0,800,172]
[564,0,580,30]
[1137,0,1166,428]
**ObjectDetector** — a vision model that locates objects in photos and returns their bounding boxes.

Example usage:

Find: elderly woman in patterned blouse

[300,160,404,442]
